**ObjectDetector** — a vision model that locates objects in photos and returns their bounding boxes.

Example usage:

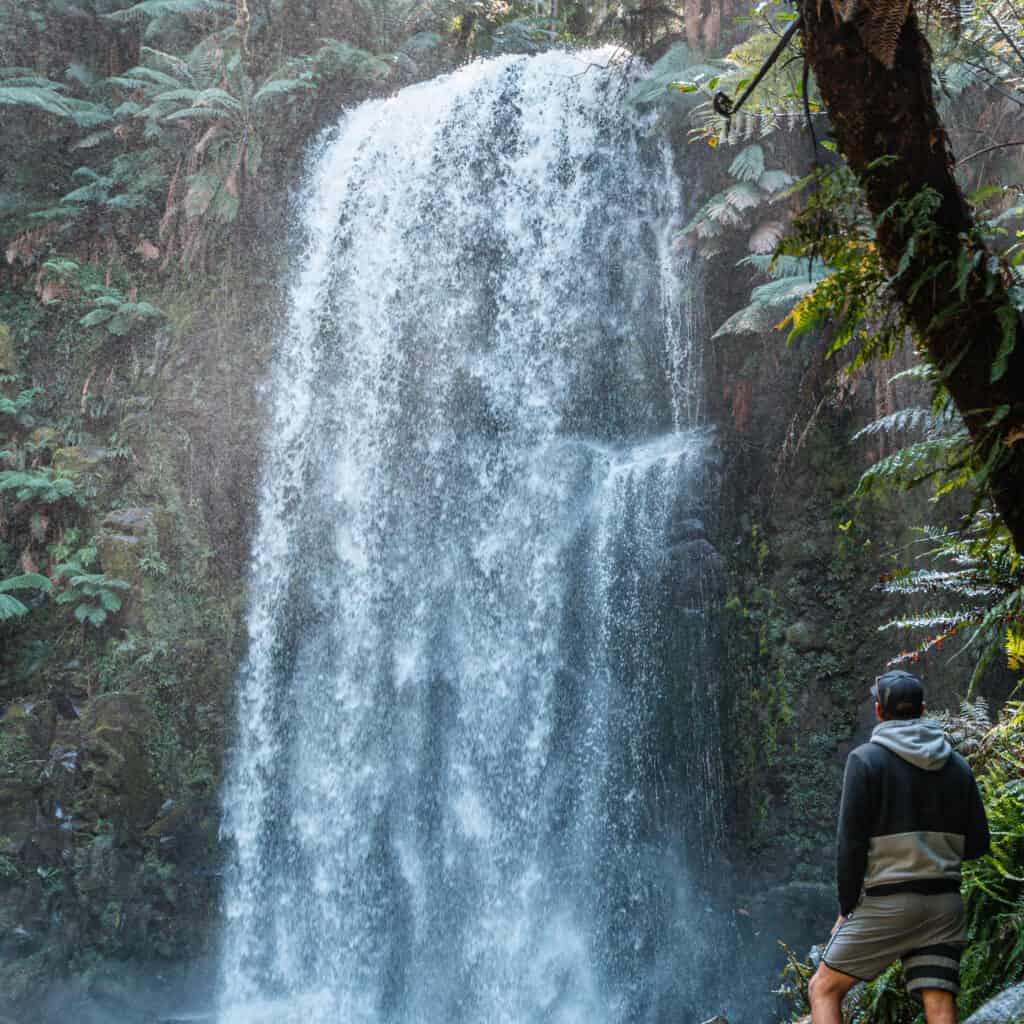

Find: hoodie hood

[870,718,952,771]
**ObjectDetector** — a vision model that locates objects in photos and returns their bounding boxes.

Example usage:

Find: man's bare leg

[808,962,858,1024]
[920,989,956,1024]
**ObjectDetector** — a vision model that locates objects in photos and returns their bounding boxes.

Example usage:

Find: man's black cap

[871,670,924,719]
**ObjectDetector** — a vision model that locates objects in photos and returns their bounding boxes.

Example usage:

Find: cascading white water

[218,48,733,1024]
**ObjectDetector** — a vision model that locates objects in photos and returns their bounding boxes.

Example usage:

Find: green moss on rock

[0,322,15,376]
[79,693,160,830]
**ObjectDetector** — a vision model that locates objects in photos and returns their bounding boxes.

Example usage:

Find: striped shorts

[822,891,967,995]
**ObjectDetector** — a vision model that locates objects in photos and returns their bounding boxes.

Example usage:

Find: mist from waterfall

[218,48,736,1024]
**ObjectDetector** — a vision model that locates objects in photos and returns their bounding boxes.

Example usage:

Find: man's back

[838,719,991,913]
[809,672,992,1024]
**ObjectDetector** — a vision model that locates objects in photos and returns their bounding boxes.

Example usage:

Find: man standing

[807,670,990,1024]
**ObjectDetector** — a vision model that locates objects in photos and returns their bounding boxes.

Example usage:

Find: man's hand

[831,915,847,936]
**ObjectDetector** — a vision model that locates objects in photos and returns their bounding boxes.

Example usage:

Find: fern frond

[880,608,977,632]
[252,77,314,109]
[725,180,763,211]
[0,85,74,118]
[758,168,797,194]
[739,254,830,280]
[728,144,765,183]
[104,0,230,24]
[852,406,936,440]
[855,431,970,495]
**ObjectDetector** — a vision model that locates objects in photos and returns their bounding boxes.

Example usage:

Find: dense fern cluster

[877,517,1024,687]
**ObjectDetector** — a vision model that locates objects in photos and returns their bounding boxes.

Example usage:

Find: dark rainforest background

[0,1,1022,1022]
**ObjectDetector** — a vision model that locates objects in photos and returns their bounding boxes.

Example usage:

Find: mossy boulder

[95,507,160,626]
[964,982,1024,1023]
[95,532,140,579]
[102,507,154,538]
[27,426,60,450]
[52,445,107,478]
[52,445,113,503]
[79,693,160,831]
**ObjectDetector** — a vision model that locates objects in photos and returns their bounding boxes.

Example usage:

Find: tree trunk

[799,1,1024,551]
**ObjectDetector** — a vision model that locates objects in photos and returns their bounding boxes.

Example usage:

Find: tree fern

[728,144,765,183]
[855,430,971,495]
[0,573,52,622]
[877,517,1024,686]
[103,0,230,26]
[712,256,831,338]
[0,469,79,505]
[853,403,962,441]
[53,572,130,628]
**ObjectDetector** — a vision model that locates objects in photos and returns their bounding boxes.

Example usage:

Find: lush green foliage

[877,517,1024,687]
[54,570,131,627]
[0,469,79,505]
[959,700,1024,1010]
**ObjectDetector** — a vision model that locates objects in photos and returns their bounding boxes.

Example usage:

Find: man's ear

[875,701,884,721]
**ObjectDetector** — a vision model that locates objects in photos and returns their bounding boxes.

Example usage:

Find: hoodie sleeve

[836,752,872,916]
[964,770,991,861]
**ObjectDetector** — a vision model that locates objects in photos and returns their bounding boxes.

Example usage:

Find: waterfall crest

[219,48,730,1024]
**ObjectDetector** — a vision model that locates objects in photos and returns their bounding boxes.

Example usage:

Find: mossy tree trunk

[799,1,1024,551]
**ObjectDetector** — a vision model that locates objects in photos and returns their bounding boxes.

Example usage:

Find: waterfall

[218,48,733,1024]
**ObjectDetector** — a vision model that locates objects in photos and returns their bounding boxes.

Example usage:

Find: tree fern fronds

[758,168,797,194]
[888,363,935,384]
[252,78,315,109]
[711,302,780,338]
[852,406,935,440]
[961,696,992,728]
[103,0,230,25]
[728,144,765,182]
[138,47,196,83]
[881,568,1002,599]
[0,67,61,84]
[739,253,831,280]
[857,0,914,70]
[0,573,53,622]
[113,66,190,91]
[880,608,978,632]
[855,432,970,495]
[725,180,763,211]
[749,274,823,308]
[0,72,68,90]
[0,85,75,118]
[190,86,243,112]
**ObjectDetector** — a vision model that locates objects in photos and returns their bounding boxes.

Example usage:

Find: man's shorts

[822,891,967,996]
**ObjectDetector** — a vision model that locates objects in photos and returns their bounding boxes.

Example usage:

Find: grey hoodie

[870,718,952,771]
[835,718,989,915]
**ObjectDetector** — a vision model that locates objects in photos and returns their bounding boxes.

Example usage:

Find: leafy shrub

[0,469,79,505]
[53,571,130,627]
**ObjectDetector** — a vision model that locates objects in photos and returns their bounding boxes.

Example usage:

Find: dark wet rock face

[0,690,221,1018]
[79,693,160,828]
